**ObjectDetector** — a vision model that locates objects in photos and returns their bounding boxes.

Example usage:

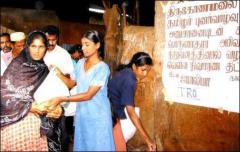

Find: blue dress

[73,58,115,151]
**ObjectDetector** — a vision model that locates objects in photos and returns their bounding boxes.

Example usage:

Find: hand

[146,139,157,151]
[46,97,63,111]
[49,65,63,76]
[53,66,63,76]
[46,105,62,119]
[30,102,48,117]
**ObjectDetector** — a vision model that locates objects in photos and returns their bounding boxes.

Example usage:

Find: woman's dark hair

[116,52,153,71]
[25,31,48,62]
[83,30,104,59]
[26,31,48,48]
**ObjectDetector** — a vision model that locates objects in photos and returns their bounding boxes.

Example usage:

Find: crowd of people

[0,25,157,151]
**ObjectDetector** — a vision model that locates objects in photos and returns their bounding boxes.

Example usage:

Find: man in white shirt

[1,33,13,76]
[42,25,74,78]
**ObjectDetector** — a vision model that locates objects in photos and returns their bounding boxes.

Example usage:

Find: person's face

[29,38,46,60]
[0,36,12,53]
[81,37,99,58]
[132,64,151,80]
[71,51,83,61]
[46,34,57,51]
[13,39,25,54]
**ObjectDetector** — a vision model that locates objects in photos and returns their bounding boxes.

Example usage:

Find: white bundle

[33,69,70,104]
[120,107,140,142]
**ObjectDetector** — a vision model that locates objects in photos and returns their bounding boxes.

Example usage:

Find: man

[10,32,26,58]
[67,44,83,67]
[42,25,75,151]
[42,25,74,81]
[1,33,13,76]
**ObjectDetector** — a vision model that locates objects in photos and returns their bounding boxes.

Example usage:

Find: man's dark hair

[0,33,10,38]
[41,25,59,37]
[68,44,82,55]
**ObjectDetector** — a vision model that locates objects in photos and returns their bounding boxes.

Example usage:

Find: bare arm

[46,85,101,109]
[56,72,76,89]
[54,67,76,89]
[63,85,101,102]
[126,105,156,151]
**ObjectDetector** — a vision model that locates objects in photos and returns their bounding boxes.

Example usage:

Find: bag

[63,86,77,116]
[34,69,70,103]
[33,68,72,115]
[120,107,140,142]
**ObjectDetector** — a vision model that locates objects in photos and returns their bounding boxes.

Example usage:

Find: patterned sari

[1,34,63,151]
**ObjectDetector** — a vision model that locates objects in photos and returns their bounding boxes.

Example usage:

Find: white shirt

[1,50,13,76]
[43,45,75,116]
[44,45,74,75]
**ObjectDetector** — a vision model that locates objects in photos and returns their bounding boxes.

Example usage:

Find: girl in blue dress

[46,30,115,151]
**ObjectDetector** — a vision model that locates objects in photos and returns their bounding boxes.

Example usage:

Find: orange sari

[113,119,127,151]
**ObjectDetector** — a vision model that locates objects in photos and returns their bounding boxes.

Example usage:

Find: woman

[108,52,157,151]
[47,30,115,151]
[0,31,62,151]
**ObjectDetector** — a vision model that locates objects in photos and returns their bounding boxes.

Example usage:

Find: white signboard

[163,1,239,113]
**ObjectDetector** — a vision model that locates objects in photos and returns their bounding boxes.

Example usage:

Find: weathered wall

[119,26,157,151]
[155,102,239,151]
[0,8,105,45]
[113,2,239,151]
[103,4,120,74]
[59,21,105,45]
[153,1,239,151]
[0,7,59,33]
